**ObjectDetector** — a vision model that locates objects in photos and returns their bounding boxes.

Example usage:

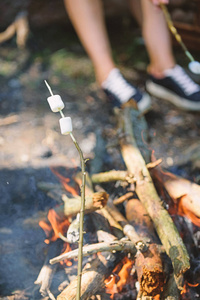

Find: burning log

[118,107,190,289]
[34,239,63,297]
[107,199,165,297]
[75,167,166,297]
[126,199,165,298]
[151,167,200,224]
[57,252,123,300]
[56,210,127,299]
[38,181,108,217]
[62,192,108,216]
[56,171,135,299]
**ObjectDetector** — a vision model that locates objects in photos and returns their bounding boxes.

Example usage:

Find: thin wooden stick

[91,162,161,185]
[106,201,147,252]
[70,133,86,300]
[113,192,134,205]
[50,240,137,264]
[91,170,135,184]
[160,3,195,62]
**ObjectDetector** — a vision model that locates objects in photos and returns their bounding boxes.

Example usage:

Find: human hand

[150,0,169,6]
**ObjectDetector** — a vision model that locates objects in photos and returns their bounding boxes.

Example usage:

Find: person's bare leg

[127,0,143,26]
[129,0,175,78]
[141,0,175,77]
[64,0,115,84]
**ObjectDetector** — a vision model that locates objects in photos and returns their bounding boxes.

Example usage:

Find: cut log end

[140,266,165,297]
[92,191,109,208]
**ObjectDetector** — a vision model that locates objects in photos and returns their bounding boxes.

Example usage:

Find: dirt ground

[0,20,200,298]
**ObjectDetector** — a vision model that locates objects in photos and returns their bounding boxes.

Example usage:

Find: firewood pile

[35,106,200,300]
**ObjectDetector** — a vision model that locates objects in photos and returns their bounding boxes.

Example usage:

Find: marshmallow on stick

[45,80,73,135]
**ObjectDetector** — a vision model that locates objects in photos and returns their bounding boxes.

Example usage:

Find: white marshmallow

[59,117,73,135]
[188,61,200,75]
[47,95,64,112]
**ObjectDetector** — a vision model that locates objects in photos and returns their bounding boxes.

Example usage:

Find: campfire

[32,98,200,300]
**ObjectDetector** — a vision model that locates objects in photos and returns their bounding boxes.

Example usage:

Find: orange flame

[51,167,78,196]
[39,209,70,244]
[149,157,200,227]
[105,257,134,298]
[181,282,187,295]
[178,195,200,227]
[39,209,72,266]
[105,275,117,299]
[180,280,200,298]
[117,257,133,292]
[187,282,199,287]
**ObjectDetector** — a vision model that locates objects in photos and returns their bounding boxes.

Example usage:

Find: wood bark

[91,170,135,184]
[161,273,180,300]
[35,239,63,297]
[50,240,137,265]
[62,192,108,216]
[91,160,162,185]
[90,128,107,175]
[38,182,108,217]
[126,199,165,297]
[118,107,190,289]
[106,200,147,251]
[57,251,123,300]
[113,192,134,205]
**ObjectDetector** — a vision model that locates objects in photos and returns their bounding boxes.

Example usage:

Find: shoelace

[165,65,200,96]
[102,68,136,103]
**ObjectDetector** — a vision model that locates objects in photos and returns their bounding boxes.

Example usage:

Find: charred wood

[126,199,165,297]
[34,239,63,297]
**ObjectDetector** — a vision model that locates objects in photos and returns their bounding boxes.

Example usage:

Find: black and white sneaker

[146,65,200,111]
[101,68,151,113]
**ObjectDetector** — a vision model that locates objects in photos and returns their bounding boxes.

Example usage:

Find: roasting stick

[44,80,86,300]
[160,3,200,74]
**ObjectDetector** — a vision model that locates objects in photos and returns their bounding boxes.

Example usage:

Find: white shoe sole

[146,80,200,111]
[138,92,152,114]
